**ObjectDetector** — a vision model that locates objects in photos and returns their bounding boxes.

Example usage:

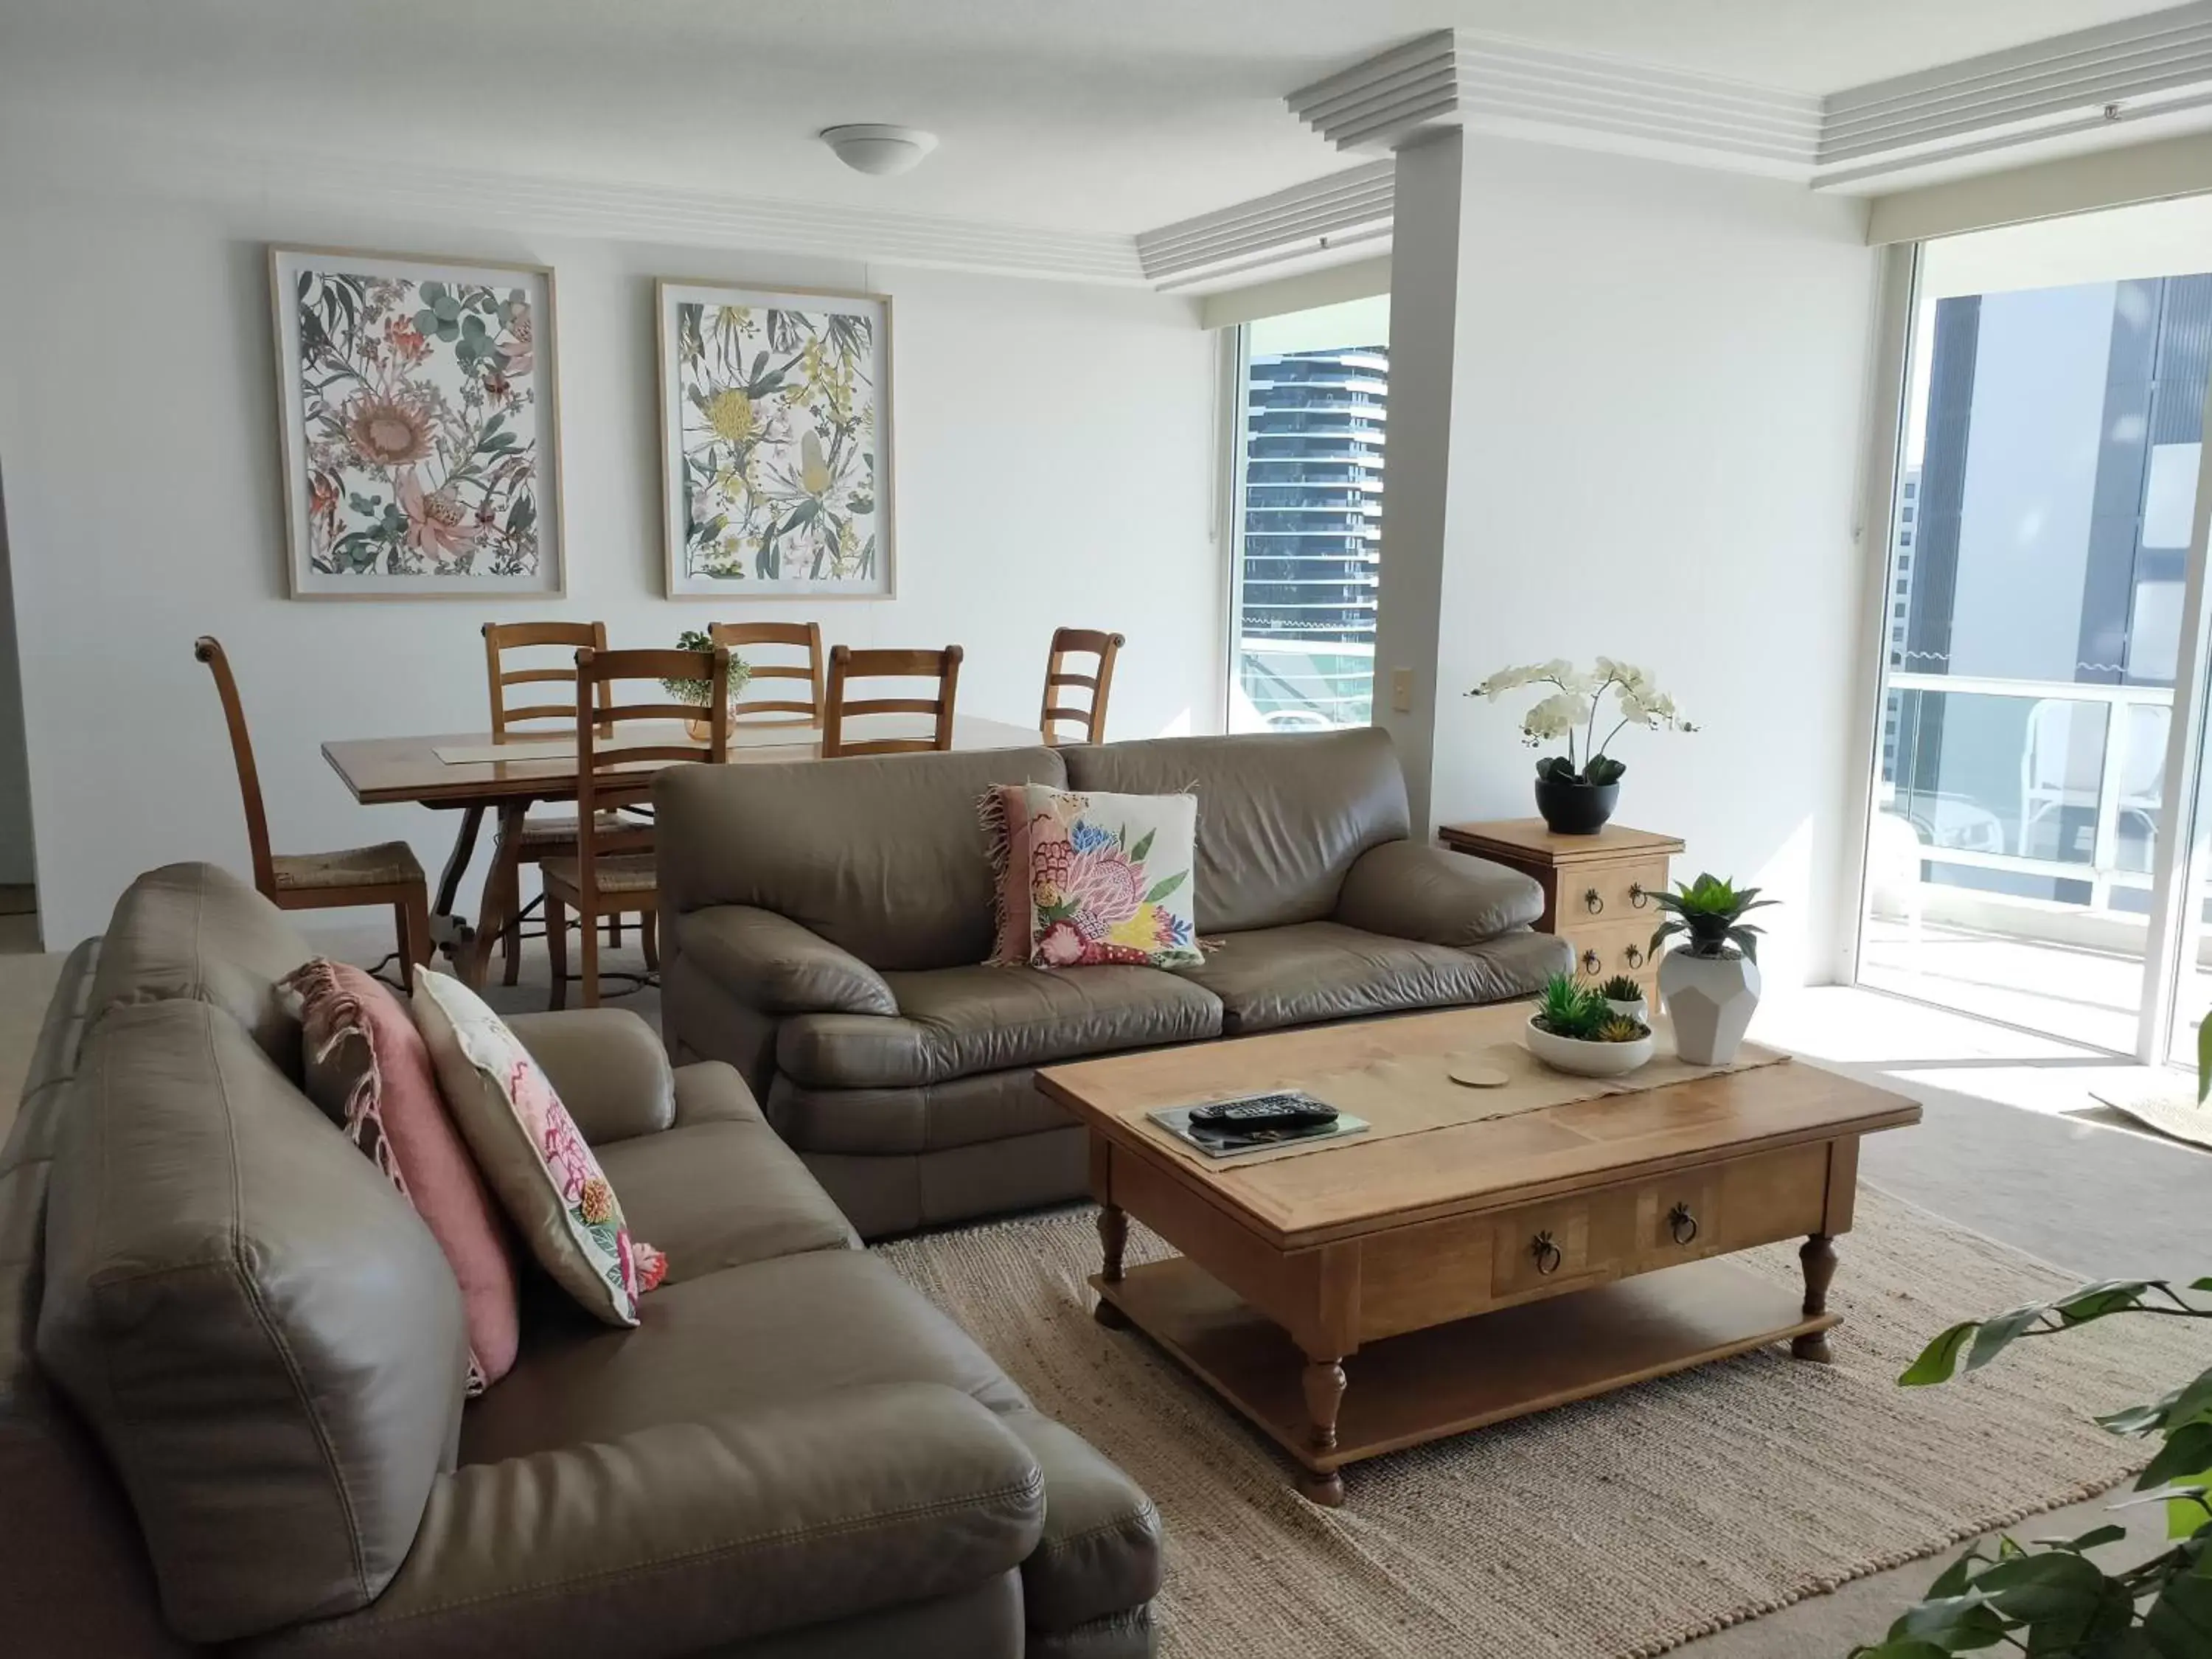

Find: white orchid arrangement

[1469,657,1694,787]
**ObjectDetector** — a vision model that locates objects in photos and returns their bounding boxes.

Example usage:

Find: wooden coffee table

[1037,1006,1920,1506]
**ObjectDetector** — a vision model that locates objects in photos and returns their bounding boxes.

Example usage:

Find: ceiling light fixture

[819,124,939,177]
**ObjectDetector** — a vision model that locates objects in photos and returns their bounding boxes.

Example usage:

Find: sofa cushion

[86,862,313,1074]
[594,1069,858,1283]
[1174,921,1570,1034]
[996,1411,1164,1635]
[653,745,1068,971]
[461,1250,1029,1466]
[1062,729,1411,933]
[776,965,1222,1090]
[765,1065,1075,1156]
[37,1000,468,1644]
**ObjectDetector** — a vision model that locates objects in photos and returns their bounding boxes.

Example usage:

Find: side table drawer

[1562,921,1659,987]
[1557,859,1672,931]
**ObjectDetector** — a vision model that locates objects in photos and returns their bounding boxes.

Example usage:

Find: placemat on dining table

[1133,1022,1790,1173]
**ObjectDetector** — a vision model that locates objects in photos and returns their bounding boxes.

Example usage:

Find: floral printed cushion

[287,959,521,1394]
[410,968,666,1327]
[979,783,1042,966]
[1023,784,1201,969]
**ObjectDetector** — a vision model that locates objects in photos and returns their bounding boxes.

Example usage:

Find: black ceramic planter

[1534,776,1618,835]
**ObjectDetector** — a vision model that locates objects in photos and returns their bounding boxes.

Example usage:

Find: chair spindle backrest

[1039,627,1124,745]
[571,646,729,894]
[707,620,825,726]
[821,645,963,759]
[192,636,276,897]
[484,621,611,739]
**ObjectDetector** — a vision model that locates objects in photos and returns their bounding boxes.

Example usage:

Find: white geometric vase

[1658,950,1762,1066]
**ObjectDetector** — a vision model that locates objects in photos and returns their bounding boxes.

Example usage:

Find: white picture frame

[657,279,894,599]
[269,246,564,599]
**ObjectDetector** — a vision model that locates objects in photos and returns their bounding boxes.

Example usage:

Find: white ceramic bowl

[1525,1015,1655,1078]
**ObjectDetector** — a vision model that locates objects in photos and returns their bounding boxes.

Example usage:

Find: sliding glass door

[1857,198,2212,1060]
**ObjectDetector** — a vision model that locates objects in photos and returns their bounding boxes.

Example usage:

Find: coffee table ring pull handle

[1630,883,1649,908]
[1579,948,1602,978]
[1531,1231,1562,1276]
[1668,1203,1699,1247]
[1624,943,1645,970]
[1584,887,1604,914]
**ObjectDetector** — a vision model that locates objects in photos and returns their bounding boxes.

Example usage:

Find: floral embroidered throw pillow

[979,782,1043,966]
[287,959,521,1394]
[1023,784,1201,969]
[410,968,666,1327]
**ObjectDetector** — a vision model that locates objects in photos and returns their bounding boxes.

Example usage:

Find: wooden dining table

[322,713,1048,984]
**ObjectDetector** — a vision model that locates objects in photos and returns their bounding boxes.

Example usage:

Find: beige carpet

[878,1191,2211,1659]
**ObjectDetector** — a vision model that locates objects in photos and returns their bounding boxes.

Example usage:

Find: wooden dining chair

[481,620,626,983]
[1040,627,1124,745]
[193,637,432,989]
[709,620,825,727]
[540,645,730,1008]
[821,645,963,759]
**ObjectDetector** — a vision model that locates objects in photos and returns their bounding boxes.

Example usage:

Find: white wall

[0,186,1220,943]
[1418,139,1879,987]
[0,467,34,889]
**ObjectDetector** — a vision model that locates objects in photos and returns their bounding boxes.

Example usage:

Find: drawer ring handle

[1580,949,1602,978]
[1667,1203,1700,1247]
[1630,883,1649,908]
[1531,1231,1563,1276]
[1624,943,1645,970]
[1584,887,1604,915]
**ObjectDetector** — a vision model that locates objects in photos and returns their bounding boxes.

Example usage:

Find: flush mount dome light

[819,124,939,176]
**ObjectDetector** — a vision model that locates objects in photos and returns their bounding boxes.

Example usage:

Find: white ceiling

[0,0,2182,236]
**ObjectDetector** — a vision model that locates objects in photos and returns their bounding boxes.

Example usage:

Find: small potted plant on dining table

[661,630,751,740]
[1647,873,1775,1065]
[1468,658,1695,835]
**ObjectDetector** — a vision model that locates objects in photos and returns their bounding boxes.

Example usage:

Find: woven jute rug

[877,1189,2211,1659]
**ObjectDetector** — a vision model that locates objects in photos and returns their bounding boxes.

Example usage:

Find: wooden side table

[1438,819,1684,998]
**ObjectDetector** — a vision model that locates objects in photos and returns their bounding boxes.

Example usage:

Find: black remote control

[1189,1093,1339,1132]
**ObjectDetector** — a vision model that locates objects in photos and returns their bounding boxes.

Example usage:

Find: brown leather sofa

[4,863,1161,1658]
[655,727,1568,1238]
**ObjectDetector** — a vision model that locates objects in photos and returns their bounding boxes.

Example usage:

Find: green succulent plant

[1533,974,1648,1043]
[1599,974,1645,1003]
[1648,872,1777,963]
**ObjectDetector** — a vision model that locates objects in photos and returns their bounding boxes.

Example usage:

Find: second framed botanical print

[270,246,563,598]
[657,281,894,598]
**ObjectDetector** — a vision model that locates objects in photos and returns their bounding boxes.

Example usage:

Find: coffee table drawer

[1635,1142,1832,1269]
[1489,1191,1640,1301]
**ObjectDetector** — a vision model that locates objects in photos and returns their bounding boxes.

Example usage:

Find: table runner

[1133,1021,1790,1172]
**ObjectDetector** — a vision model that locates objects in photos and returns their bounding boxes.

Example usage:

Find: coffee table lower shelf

[1091,1253,1834,1502]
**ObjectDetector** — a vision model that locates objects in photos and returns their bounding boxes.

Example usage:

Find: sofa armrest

[675,906,898,1017]
[504,1009,675,1144]
[243,1384,1043,1658]
[1335,841,1543,947]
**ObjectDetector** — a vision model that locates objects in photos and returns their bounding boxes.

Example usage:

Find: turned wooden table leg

[1093,1204,1130,1328]
[1297,1357,1348,1506]
[1792,1234,1837,1363]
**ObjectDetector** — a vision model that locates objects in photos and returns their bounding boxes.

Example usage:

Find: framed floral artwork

[268,246,563,599]
[656,280,894,599]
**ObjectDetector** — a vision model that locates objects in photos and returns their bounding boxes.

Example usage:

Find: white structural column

[1368,129,1470,834]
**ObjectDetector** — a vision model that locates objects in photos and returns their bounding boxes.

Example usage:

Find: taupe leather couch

[4,863,1161,1658]
[655,727,1568,1238]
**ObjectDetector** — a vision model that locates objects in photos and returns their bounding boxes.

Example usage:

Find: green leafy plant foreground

[1648,872,1775,963]
[1599,974,1644,1004]
[1851,1276,2212,1658]
[1532,973,1648,1043]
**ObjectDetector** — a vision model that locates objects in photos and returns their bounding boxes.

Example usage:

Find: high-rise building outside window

[1228,296,1388,731]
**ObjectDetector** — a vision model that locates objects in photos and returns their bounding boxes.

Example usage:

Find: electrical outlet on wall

[1390,668,1414,714]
